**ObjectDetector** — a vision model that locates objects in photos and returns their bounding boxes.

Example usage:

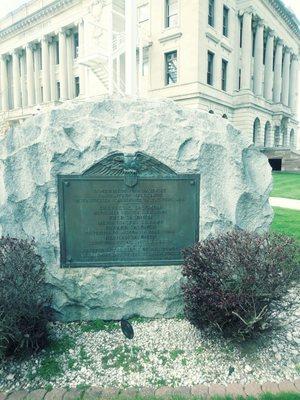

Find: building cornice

[266,0,300,39]
[0,0,81,41]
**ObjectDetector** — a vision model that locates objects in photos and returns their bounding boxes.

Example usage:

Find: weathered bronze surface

[58,152,200,267]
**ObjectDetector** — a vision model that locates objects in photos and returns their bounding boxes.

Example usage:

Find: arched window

[222,114,228,119]
[208,110,214,114]
[264,121,272,147]
[253,117,261,146]
[290,129,295,149]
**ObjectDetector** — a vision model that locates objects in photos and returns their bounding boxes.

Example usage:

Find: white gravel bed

[0,305,299,392]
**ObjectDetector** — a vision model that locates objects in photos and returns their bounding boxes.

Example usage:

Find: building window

[238,68,241,90]
[142,48,149,76]
[74,31,79,58]
[57,81,61,100]
[207,51,214,85]
[165,0,178,28]
[221,59,228,91]
[75,77,80,97]
[208,0,215,27]
[165,51,177,85]
[55,41,59,64]
[223,6,229,37]
[138,3,149,22]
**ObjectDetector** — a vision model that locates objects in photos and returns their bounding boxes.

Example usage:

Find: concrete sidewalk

[270,197,300,211]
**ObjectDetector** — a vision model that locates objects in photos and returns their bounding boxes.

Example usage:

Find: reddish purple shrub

[182,231,299,338]
[0,237,52,358]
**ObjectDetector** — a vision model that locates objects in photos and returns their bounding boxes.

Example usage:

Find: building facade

[0,0,299,166]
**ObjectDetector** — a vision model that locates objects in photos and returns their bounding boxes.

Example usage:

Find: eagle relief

[83,151,176,187]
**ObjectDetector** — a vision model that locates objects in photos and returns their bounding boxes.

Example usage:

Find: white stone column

[0,55,9,111]
[264,30,274,101]
[253,19,264,96]
[20,49,27,107]
[41,36,50,103]
[59,29,68,100]
[33,45,41,105]
[241,9,252,90]
[125,0,137,96]
[78,19,85,96]
[273,39,283,103]
[66,30,74,99]
[289,55,298,112]
[49,39,57,101]
[12,50,21,109]
[26,43,35,106]
[281,47,291,106]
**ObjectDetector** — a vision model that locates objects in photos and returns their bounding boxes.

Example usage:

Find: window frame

[221,58,228,91]
[208,0,215,27]
[75,76,80,97]
[207,50,214,86]
[165,50,178,86]
[73,31,79,59]
[165,0,178,28]
[138,3,149,23]
[223,5,229,37]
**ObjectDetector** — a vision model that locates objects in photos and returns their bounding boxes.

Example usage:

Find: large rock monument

[0,98,273,321]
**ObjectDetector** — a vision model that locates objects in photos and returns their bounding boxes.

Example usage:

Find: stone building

[0,0,299,168]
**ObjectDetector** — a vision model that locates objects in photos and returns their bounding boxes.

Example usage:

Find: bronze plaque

[58,153,200,267]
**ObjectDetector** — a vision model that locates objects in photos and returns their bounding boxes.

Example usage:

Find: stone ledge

[0,380,299,399]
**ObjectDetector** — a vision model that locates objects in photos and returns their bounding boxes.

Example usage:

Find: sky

[0,0,300,19]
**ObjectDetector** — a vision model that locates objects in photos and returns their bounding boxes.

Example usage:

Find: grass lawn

[271,172,300,200]
[271,207,300,242]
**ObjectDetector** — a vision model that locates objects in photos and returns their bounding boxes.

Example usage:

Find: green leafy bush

[182,231,299,338]
[0,236,52,358]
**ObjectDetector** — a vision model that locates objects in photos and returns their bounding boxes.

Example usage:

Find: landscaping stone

[137,388,155,397]
[82,388,103,400]
[44,389,66,400]
[261,381,280,393]
[225,383,245,396]
[278,380,298,393]
[25,389,47,400]
[294,378,300,391]
[190,385,209,397]
[172,386,190,397]
[155,386,174,397]
[208,384,226,396]
[63,390,85,399]
[0,97,273,322]
[119,388,139,398]
[100,388,120,399]
[243,382,262,396]
[6,392,28,400]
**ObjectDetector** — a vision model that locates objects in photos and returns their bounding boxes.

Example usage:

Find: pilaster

[41,36,51,102]
[264,30,274,101]
[59,29,68,100]
[12,50,21,108]
[26,43,35,106]
[253,19,264,96]
[281,47,291,106]
[273,39,283,103]
[0,55,9,111]
[241,9,252,90]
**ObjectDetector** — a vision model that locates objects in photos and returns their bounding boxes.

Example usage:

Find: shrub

[182,231,299,338]
[0,236,52,359]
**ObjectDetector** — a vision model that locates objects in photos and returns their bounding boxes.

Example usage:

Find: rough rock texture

[0,97,273,321]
